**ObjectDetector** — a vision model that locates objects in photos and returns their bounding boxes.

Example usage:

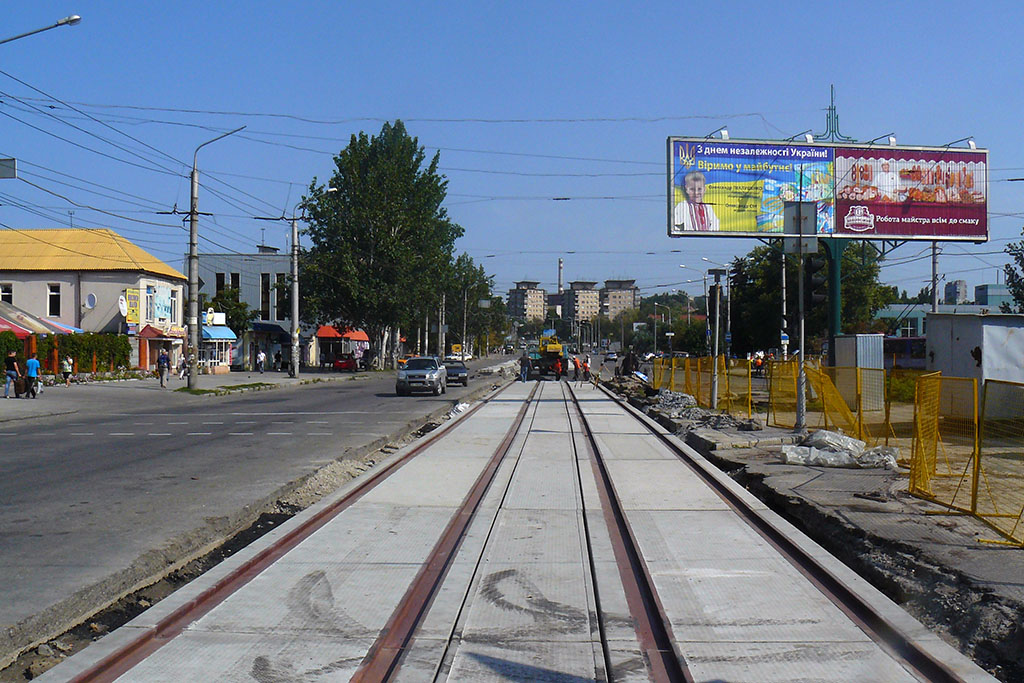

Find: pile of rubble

[655,390,746,430]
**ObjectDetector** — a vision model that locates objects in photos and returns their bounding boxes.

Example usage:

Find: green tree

[301,121,463,362]
[1002,238,1024,312]
[730,242,893,356]
[199,287,257,335]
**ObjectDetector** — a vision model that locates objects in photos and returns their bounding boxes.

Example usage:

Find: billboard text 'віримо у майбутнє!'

[668,137,988,241]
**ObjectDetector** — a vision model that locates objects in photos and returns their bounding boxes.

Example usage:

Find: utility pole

[188,126,245,389]
[708,270,726,409]
[781,245,788,359]
[931,241,940,313]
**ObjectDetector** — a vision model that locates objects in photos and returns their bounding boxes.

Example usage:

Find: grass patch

[174,382,276,396]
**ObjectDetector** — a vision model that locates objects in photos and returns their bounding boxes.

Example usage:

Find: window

[48,284,61,317]
[170,289,179,325]
[276,273,289,321]
[215,273,226,295]
[230,272,240,290]
[145,286,155,322]
[0,283,11,304]
[260,273,271,320]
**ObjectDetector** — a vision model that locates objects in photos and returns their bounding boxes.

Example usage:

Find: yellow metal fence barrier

[651,356,751,418]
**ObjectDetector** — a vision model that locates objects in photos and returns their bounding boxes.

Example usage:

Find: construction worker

[572,356,581,381]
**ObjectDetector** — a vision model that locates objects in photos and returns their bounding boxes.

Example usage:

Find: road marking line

[306,420,329,424]
[266,432,292,435]
[308,432,332,436]
[187,432,212,436]
[202,421,224,425]
[230,432,254,436]
[71,432,93,436]
[236,420,258,424]
[148,433,172,436]
[272,420,294,424]
[169,421,189,425]
[109,432,135,436]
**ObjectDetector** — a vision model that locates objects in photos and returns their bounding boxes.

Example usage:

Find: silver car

[396,356,447,396]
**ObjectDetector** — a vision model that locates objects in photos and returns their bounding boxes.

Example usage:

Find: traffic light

[804,255,827,309]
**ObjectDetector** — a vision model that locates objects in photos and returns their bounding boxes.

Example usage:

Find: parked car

[396,356,447,396]
[442,359,469,386]
[333,353,357,372]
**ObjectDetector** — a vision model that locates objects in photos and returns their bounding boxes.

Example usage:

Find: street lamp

[0,15,81,46]
[187,126,245,389]
[680,265,709,352]
[707,268,727,409]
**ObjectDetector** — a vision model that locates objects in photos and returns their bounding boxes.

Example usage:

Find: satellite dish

[118,295,128,317]
[84,292,97,310]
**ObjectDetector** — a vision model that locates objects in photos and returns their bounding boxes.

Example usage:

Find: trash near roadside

[781,429,899,469]
[449,402,471,416]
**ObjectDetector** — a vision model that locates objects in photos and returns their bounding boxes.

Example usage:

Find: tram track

[591,381,972,683]
[51,378,988,682]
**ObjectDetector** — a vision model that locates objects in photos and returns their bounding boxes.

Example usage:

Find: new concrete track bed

[31,378,995,681]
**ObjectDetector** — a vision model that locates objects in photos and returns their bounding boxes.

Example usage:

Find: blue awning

[202,325,237,341]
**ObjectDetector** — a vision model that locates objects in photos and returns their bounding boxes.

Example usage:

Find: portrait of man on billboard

[672,170,720,233]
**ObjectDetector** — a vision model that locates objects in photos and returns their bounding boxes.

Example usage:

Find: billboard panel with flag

[668,137,988,242]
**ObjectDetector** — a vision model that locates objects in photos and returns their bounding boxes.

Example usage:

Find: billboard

[834,147,987,239]
[668,137,988,241]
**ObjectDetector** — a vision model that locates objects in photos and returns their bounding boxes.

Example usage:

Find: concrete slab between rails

[36,378,521,681]
[14,376,516,675]
[685,425,803,452]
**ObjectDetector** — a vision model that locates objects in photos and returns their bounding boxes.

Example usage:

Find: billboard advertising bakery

[668,137,988,241]
[834,146,987,239]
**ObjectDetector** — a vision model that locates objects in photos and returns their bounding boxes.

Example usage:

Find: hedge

[1,332,132,372]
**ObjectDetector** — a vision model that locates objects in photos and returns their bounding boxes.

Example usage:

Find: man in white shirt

[673,171,720,233]
[876,160,899,202]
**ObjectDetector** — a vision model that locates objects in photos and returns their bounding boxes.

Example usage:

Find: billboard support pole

[825,238,847,367]
[931,242,940,313]
[780,243,788,360]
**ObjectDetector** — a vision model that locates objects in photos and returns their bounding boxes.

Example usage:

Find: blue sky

[2,1,1021,304]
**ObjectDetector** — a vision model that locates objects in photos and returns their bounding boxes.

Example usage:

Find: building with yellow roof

[0,228,186,368]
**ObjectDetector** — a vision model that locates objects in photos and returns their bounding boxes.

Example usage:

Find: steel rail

[596,383,969,683]
[67,383,516,683]
[566,382,693,683]
[351,382,540,682]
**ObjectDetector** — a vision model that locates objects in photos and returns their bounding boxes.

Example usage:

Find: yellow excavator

[535,331,564,376]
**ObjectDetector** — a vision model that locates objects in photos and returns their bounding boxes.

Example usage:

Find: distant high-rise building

[974,283,1013,311]
[507,280,546,321]
[564,281,600,322]
[600,279,639,319]
[944,280,968,305]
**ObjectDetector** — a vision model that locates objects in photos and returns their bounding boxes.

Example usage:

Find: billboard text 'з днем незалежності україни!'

[668,137,987,242]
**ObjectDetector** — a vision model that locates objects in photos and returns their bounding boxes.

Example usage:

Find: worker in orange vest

[553,357,563,380]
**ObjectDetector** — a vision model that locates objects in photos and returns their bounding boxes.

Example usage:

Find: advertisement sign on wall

[155,287,172,320]
[668,137,988,241]
[125,288,140,324]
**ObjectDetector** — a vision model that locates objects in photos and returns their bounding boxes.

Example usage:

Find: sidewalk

[0,367,364,424]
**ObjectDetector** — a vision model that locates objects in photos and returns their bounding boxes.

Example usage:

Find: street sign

[725,333,731,343]
[664,332,675,337]
[0,158,16,179]
[781,332,790,343]
[451,344,462,353]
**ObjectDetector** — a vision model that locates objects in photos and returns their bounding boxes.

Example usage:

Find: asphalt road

[0,359,512,665]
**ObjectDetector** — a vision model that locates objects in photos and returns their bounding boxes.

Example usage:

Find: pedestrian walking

[24,352,41,399]
[256,349,266,374]
[518,352,530,382]
[157,348,171,388]
[61,354,73,387]
[274,351,282,371]
[178,352,189,380]
[4,350,21,398]
[582,358,591,381]
[572,355,581,381]
[553,357,563,381]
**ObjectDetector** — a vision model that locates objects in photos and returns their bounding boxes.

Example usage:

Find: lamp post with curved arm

[188,127,245,389]
[0,15,80,47]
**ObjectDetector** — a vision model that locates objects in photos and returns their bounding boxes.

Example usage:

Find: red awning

[341,329,369,342]
[0,317,30,339]
[138,324,183,339]
[316,325,343,338]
